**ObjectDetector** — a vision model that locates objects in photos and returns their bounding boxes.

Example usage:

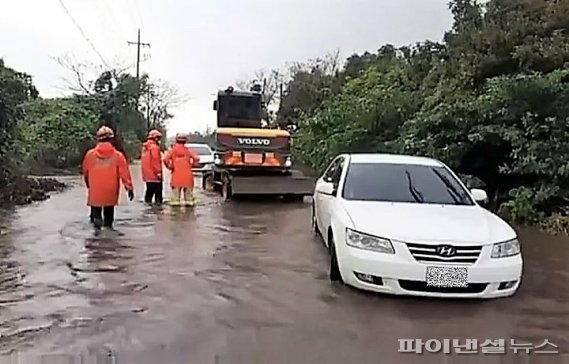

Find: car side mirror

[213,100,218,111]
[470,188,488,204]
[332,183,338,196]
[317,182,334,195]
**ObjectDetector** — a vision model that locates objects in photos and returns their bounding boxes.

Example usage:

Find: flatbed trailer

[203,167,315,201]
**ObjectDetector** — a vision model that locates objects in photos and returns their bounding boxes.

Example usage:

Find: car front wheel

[329,236,343,283]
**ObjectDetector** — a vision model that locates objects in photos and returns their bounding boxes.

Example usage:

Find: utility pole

[127,29,150,81]
[128,29,151,129]
[146,86,151,129]
[278,83,284,128]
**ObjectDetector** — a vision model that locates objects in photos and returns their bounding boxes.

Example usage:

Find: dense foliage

[0,59,172,204]
[17,71,166,173]
[0,60,65,203]
[18,96,96,170]
[280,0,569,225]
[13,68,173,175]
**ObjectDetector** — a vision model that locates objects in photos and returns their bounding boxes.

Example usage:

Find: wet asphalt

[0,164,568,364]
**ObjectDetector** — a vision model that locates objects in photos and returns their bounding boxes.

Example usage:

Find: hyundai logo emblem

[436,245,456,257]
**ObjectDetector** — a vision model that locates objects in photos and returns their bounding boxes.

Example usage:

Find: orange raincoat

[140,139,162,182]
[82,142,133,206]
[163,143,200,189]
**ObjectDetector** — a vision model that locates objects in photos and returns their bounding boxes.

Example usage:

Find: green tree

[286,0,569,226]
[0,60,37,171]
[19,97,98,170]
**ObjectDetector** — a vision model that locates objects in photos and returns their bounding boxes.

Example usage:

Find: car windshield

[342,162,474,205]
[187,145,212,155]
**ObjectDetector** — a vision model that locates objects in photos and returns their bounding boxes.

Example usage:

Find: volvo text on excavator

[204,85,314,200]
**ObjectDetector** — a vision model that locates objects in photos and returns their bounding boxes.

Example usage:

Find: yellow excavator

[204,85,314,200]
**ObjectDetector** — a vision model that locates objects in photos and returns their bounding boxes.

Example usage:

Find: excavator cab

[206,85,313,200]
[212,86,292,171]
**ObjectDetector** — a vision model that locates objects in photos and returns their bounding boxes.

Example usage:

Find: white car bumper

[337,241,523,299]
[192,163,213,174]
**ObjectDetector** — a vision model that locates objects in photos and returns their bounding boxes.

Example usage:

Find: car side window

[331,158,344,195]
[330,159,345,192]
[323,158,341,182]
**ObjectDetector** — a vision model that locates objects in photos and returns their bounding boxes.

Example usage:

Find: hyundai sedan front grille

[406,243,482,264]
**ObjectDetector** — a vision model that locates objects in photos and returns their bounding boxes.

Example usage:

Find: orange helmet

[96,126,114,140]
[175,133,187,142]
[148,129,162,139]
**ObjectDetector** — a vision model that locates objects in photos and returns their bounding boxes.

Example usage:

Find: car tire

[221,178,232,201]
[202,174,214,191]
[213,183,222,193]
[311,204,320,236]
[329,236,343,283]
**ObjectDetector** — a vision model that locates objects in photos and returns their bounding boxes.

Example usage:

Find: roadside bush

[498,187,540,224]
[18,98,97,171]
[283,0,569,230]
[540,210,569,236]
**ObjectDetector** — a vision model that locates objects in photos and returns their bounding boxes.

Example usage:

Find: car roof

[346,153,444,167]
[185,143,211,148]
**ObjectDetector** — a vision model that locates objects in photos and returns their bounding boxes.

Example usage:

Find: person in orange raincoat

[140,129,163,204]
[163,133,200,206]
[82,126,134,229]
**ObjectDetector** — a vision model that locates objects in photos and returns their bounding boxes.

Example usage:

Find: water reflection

[0,168,567,362]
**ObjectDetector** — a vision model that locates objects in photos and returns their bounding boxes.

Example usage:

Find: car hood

[342,200,516,245]
[198,155,214,163]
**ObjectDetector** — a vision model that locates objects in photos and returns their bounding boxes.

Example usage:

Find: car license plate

[244,153,263,164]
[426,266,468,288]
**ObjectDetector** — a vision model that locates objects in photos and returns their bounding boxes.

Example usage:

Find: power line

[57,0,110,68]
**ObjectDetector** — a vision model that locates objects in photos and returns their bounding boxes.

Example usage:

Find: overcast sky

[0,0,453,135]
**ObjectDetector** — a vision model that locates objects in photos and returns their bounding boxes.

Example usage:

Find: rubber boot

[92,217,103,230]
[184,191,196,207]
[170,188,181,206]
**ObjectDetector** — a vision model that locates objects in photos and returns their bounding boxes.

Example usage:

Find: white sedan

[312,153,522,299]
[185,143,214,173]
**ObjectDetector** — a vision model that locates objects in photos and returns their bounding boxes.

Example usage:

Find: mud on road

[0,166,568,363]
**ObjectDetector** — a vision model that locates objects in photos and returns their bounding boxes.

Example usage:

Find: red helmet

[175,133,187,142]
[148,129,162,139]
[96,126,114,140]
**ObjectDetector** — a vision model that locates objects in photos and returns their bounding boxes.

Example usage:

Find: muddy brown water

[0,165,567,363]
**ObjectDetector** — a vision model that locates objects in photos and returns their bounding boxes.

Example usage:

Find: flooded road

[0,164,568,363]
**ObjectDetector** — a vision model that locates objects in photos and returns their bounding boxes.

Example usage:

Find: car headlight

[491,238,520,258]
[346,228,394,254]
